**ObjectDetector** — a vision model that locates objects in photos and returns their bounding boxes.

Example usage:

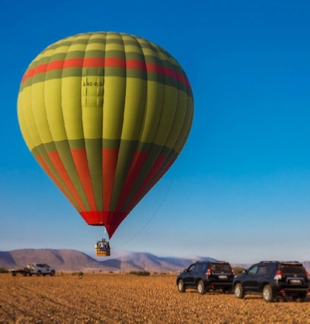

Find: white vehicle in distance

[26,263,56,276]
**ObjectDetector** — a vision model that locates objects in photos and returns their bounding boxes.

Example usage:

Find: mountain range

[1,249,309,272]
[0,249,217,272]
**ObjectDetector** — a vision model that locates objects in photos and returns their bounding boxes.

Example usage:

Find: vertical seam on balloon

[126,45,191,213]
[27,41,81,211]
[45,36,85,211]
[101,32,107,223]
[82,33,100,224]
[62,34,92,212]
[108,32,127,225]
[116,35,148,210]
[57,36,88,211]
[116,37,163,212]
[121,41,168,213]
[40,44,79,209]
[131,35,148,148]
[19,57,40,153]
[145,69,194,201]
[80,34,88,213]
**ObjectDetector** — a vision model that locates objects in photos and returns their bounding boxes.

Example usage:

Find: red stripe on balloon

[48,151,85,211]
[21,57,191,89]
[115,151,148,211]
[71,148,97,211]
[37,156,81,211]
[125,155,167,213]
[102,148,119,213]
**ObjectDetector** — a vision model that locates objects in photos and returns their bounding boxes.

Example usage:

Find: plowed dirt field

[0,273,309,323]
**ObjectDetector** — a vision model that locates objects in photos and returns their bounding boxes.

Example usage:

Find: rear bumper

[205,280,233,289]
[273,283,309,295]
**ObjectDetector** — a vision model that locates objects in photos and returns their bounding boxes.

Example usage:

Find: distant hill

[1,250,308,272]
[0,249,216,272]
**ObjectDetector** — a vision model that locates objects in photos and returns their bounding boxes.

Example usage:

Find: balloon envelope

[17,32,194,238]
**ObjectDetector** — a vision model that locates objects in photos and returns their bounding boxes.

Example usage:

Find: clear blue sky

[1,0,310,263]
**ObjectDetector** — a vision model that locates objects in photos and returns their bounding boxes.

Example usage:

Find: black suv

[176,261,234,295]
[233,261,310,302]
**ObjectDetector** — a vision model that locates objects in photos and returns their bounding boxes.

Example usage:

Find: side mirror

[242,270,246,274]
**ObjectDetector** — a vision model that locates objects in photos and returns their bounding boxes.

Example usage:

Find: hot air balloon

[17,32,194,255]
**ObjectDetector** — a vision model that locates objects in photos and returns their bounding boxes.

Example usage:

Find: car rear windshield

[211,263,232,272]
[280,265,306,275]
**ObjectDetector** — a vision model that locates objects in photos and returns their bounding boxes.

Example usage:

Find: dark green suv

[233,261,310,302]
[176,261,234,295]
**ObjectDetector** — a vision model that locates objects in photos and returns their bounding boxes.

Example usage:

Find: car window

[280,265,306,275]
[257,266,268,275]
[187,264,196,272]
[248,266,258,275]
[193,263,206,273]
[211,263,232,272]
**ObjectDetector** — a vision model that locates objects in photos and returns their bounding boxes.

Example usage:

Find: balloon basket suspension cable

[113,156,182,249]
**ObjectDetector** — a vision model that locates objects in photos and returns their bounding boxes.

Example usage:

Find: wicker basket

[96,248,110,257]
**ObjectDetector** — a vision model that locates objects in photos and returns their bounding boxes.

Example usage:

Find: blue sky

[1,0,310,263]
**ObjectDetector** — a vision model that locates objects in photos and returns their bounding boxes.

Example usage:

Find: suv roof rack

[280,261,302,264]
[259,261,279,263]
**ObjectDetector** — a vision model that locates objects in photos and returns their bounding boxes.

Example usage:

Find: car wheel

[37,271,42,277]
[178,280,185,293]
[262,285,274,302]
[197,280,206,295]
[234,283,244,299]
[50,270,55,277]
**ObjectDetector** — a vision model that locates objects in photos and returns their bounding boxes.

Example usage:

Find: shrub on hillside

[129,271,150,276]
[0,267,8,274]
[72,271,84,277]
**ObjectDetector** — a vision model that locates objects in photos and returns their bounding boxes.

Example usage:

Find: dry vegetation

[0,273,309,323]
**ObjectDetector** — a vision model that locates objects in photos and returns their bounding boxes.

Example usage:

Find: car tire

[197,280,206,295]
[262,285,274,302]
[178,280,185,293]
[50,270,55,277]
[37,271,42,277]
[234,283,244,299]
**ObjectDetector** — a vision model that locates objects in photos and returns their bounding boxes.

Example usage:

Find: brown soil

[0,273,309,323]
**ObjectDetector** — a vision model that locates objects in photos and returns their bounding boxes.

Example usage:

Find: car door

[255,265,269,292]
[183,264,196,287]
[192,263,206,283]
[243,265,259,292]
[43,264,50,274]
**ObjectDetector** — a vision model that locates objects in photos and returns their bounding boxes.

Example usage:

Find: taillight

[306,271,310,280]
[232,269,235,275]
[274,270,282,280]
[205,268,211,276]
